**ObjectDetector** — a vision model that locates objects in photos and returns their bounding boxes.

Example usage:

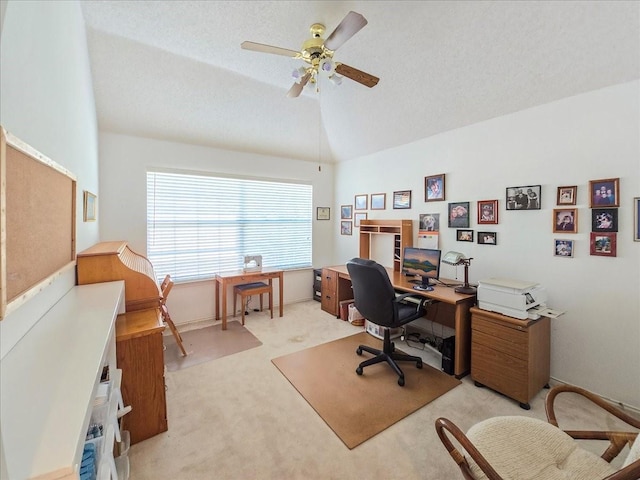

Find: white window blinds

[147,170,312,282]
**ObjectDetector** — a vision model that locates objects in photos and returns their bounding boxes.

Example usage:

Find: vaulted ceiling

[80,1,640,163]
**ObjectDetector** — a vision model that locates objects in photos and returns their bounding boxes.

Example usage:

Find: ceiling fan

[241,11,379,98]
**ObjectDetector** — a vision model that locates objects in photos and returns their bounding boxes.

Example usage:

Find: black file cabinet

[313,268,322,302]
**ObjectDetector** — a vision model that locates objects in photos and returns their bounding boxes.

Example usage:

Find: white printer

[477,277,547,320]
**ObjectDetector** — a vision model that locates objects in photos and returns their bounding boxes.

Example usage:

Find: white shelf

[1,281,124,479]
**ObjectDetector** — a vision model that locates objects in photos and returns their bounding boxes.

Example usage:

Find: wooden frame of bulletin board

[0,127,77,319]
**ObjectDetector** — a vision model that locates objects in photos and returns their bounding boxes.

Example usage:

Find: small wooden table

[214,268,284,329]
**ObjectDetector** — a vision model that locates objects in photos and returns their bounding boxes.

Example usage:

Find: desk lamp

[442,251,477,294]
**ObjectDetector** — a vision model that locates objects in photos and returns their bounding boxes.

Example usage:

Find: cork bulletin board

[0,127,77,319]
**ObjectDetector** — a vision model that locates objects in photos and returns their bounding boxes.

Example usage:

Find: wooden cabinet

[470,306,550,409]
[116,308,168,444]
[359,219,413,271]
[320,268,339,315]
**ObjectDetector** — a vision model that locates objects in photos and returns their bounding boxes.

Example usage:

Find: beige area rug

[272,331,461,449]
[164,321,262,372]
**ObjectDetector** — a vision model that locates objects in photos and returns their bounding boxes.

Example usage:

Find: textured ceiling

[80,0,640,163]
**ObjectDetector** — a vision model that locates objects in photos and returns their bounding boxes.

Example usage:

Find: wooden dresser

[77,241,168,444]
[470,306,550,409]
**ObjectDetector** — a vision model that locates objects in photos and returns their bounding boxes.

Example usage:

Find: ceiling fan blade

[241,41,299,58]
[335,63,379,88]
[324,11,368,51]
[287,72,311,98]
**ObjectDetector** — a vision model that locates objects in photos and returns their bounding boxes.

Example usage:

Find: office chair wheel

[398,376,405,387]
[356,347,363,356]
[356,366,364,375]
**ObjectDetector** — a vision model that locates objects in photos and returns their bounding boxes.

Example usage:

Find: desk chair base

[356,329,423,386]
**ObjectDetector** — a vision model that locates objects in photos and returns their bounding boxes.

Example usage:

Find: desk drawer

[472,342,528,403]
[472,316,528,359]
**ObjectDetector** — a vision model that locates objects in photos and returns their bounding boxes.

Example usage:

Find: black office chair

[346,258,429,386]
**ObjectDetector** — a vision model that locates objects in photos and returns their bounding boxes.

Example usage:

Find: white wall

[335,81,640,409]
[98,132,334,325]
[0,0,99,476]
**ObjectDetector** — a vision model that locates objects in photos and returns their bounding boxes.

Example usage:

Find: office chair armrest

[394,293,432,311]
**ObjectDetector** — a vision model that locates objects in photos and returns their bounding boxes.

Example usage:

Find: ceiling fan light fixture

[319,57,335,75]
[329,74,343,86]
[292,66,308,83]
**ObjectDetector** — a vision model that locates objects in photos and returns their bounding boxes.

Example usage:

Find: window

[147,170,312,282]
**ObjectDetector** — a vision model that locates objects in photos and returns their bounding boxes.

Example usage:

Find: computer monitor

[402,247,441,291]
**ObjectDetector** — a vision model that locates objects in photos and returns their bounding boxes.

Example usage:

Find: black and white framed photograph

[478,232,497,245]
[457,229,474,242]
[557,186,577,205]
[340,221,352,235]
[370,193,386,210]
[448,201,470,228]
[506,185,541,210]
[424,173,445,202]
[340,205,352,219]
[591,208,618,232]
[393,190,412,209]
[554,239,574,258]
[316,207,330,220]
[354,194,368,210]
[553,208,578,234]
[419,213,440,233]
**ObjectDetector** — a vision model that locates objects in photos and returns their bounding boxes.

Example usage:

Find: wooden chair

[435,384,640,480]
[160,275,187,356]
[233,282,273,326]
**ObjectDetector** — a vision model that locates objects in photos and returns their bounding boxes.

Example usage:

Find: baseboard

[550,376,640,414]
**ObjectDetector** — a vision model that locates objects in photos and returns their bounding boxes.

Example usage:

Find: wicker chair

[435,384,640,480]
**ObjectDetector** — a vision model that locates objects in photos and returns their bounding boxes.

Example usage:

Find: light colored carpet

[164,320,262,372]
[129,301,633,479]
[272,332,461,449]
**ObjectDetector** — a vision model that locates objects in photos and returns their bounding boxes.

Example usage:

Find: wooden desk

[116,308,168,444]
[322,265,476,378]
[215,268,284,329]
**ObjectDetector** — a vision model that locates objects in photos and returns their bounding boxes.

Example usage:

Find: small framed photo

[478,232,497,245]
[457,229,474,242]
[370,193,386,210]
[393,190,412,209]
[83,190,97,222]
[340,221,352,235]
[590,232,617,257]
[634,197,640,242]
[589,178,619,207]
[316,207,330,220]
[340,205,352,219]
[354,212,367,227]
[592,208,618,232]
[557,186,577,205]
[424,174,445,202]
[506,185,541,210]
[448,201,470,228]
[553,208,578,233]
[354,194,368,210]
[419,213,440,233]
[477,199,498,224]
[554,239,574,258]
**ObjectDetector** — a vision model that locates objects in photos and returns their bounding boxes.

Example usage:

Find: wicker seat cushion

[622,436,640,468]
[466,416,616,480]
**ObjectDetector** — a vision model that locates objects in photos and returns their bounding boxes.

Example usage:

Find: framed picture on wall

[371,193,386,210]
[340,221,352,235]
[477,199,498,224]
[354,194,368,210]
[553,208,578,233]
[554,239,574,258]
[506,185,541,210]
[591,208,618,233]
[316,207,330,220]
[635,197,640,242]
[457,230,473,242]
[424,174,445,202]
[393,190,412,209]
[354,212,367,227]
[448,202,470,228]
[478,232,497,245]
[590,232,617,257]
[83,191,97,222]
[589,178,619,207]
[341,205,352,219]
[557,186,577,205]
